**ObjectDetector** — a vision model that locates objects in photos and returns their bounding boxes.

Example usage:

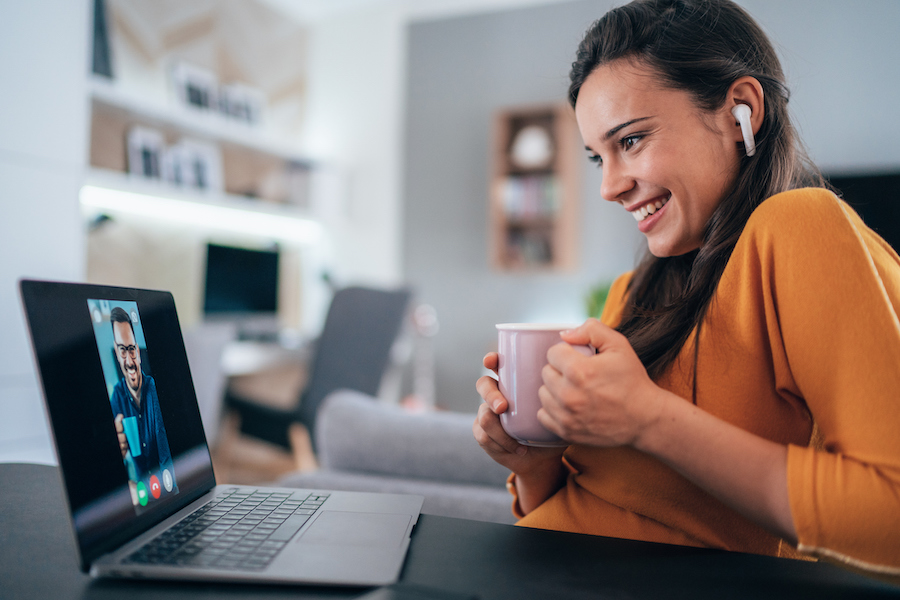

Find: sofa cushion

[315,390,511,487]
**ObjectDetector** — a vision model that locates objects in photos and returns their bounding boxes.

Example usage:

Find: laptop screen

[20,280,217,570]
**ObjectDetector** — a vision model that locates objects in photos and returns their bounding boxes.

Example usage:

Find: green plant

[585,282,612,320]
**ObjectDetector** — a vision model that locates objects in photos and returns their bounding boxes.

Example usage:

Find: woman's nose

[599,159,634,202]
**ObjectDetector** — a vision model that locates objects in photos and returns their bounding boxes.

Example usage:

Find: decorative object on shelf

[498,175,559,219]
[509,124,554,170]
[126,123,224,192]
[171,62,219,111]
[160,143,188,186]
[171,63,268,127]
[126,126,165,179]
[490,104,581,271]
[255,160,313,207]
[166,138,224,192]
[285,161,312,207]
[219,82,266,126]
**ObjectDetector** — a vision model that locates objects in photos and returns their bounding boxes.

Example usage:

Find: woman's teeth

[633,198,668,222]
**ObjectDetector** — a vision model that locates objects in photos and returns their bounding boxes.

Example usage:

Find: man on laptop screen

[88,300,177,512]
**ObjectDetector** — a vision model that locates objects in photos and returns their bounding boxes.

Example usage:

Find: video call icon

[136,481,149,507]
[162,469,173,493]
[149,475,162,500]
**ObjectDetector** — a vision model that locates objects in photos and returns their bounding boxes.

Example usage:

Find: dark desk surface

[2,463,898,599]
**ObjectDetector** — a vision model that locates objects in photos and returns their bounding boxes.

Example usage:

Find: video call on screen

[88,298,179,515]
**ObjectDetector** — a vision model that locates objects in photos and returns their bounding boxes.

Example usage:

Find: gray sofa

[278,390,516,524]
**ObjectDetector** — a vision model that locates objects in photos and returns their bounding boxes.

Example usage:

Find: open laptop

[19,279,423,586]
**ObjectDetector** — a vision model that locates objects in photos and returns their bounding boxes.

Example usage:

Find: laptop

[19,279,423,586]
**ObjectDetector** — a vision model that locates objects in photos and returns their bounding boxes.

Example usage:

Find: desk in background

[2,463,898,600]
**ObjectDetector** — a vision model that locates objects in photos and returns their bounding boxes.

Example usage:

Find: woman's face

[575,59,741,257]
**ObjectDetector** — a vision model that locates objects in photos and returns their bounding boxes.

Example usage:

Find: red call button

[149,475,162,499]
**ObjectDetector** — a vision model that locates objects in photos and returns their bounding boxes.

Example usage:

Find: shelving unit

[88,75,313,209]
[489,104,581,271]
[83,73,329,333]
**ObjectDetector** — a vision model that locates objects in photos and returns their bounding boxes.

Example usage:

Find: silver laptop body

[20,279,423,586]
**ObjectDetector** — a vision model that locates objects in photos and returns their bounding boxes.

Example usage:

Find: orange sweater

[511,188,900,572]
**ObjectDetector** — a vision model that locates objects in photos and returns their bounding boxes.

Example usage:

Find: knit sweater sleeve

[746,188,900,572]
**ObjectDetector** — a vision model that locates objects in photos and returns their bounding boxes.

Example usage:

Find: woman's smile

[630,195,670,232]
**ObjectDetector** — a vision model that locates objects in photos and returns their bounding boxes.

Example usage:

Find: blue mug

[122,416,141,457]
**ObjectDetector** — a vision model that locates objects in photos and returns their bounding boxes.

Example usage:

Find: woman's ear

[728,76,765,136]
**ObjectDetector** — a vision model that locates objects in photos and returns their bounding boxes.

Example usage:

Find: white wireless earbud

[731,104,756,157]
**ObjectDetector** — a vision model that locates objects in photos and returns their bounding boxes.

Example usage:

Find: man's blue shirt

[109,373,174,487]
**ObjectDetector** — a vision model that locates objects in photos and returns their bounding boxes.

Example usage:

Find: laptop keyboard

[123,488,330,571]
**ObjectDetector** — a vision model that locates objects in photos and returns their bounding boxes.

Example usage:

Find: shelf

[82,7,329,335]
[89,76,315,204]
[89,76,308,162]
[489,104,581,271]
[82,168,322,245]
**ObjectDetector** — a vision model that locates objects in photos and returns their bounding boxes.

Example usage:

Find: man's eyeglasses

[116,344,138,359]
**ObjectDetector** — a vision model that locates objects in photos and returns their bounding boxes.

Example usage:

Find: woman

[474,0,900,573]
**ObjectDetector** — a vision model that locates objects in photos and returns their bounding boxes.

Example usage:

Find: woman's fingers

[476,374,508,413]
[474,401,524,456]
[482,352,500,374]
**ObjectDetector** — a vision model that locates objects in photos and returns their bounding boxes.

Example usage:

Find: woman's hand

[474,352,567,472]
[538,320,797,542]
[474,352,567,514]
[537,319,666,448]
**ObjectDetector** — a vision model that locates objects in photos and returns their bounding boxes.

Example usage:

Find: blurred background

[2,0,899,468]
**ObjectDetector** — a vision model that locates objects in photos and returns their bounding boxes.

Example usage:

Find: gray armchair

[278,390,516,524]
[224,286,411,452]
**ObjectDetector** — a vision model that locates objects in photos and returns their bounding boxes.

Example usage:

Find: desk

[2,463,897,599]
[220,340,312,378]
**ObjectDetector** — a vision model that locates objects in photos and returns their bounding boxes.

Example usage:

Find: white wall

[739,0,900,171]
[0,0,91,463]
[300,2,408,286]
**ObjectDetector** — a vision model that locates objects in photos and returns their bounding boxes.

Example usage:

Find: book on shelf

[497,175,559,220]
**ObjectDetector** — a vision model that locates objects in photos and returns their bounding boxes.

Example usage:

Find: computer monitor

[202,243,279,329]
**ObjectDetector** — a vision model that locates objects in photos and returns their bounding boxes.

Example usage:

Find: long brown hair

[569,0,826,381]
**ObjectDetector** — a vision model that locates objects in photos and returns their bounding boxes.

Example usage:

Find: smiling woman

[473,0,900,577]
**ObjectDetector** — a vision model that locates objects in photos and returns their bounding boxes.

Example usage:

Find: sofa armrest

[315,390,510,487]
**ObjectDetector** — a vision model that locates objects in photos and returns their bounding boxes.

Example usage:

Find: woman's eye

[587,153,603,167]
[621,135,642,150]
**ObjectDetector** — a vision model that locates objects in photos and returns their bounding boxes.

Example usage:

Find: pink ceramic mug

[496,323,594,447]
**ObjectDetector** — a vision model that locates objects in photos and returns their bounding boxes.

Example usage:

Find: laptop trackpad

[297,511,411,548]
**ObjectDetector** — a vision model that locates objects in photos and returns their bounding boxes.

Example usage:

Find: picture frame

[160,143,188,187]
[219,82,266,126]
[172,138,223,192]
[171,62,219,111]
[126,126,166,179]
